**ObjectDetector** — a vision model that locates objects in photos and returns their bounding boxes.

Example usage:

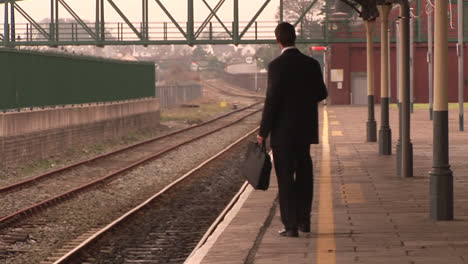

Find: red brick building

[324,3,468,105]
[326,42,468,105]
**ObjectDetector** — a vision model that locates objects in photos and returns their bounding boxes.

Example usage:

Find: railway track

[202,80,266,100]
[49,128,258,264]
[0,102,262,227]
[1,103,262,264]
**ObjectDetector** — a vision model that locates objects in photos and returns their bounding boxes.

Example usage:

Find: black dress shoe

[298,223,310,233]
[278,229,299,237]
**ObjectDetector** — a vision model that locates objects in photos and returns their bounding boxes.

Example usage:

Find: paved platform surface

[188,105,468,264]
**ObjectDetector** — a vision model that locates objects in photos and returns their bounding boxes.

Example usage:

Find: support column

[95,0,100,40]
[144,0,148,41]
[4,0,9,44]
[187,0,194,45]
[233,0,239,45]
[430,0,453,220]
[100,0,105,40]
[50,0,55,42]
[400,1,413,178]
[396,19,402,176]
[10,0,15,42]
[388,29,391,100]
[95,0,105,45]
[458,0,464,131]
[396,20,400,104]
[142,0,148,46]
[55,0,58,41]
[427,2,434,120]
[378,4,392,155]
[279,0,283,22]
[410,16,414,113]
[365,20,377,142]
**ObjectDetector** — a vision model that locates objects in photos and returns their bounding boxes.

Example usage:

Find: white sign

[331,69,344,82]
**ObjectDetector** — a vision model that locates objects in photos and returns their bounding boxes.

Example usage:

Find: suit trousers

[272,144,313,230]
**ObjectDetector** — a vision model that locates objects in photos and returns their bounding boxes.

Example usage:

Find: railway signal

[308,46,327,51]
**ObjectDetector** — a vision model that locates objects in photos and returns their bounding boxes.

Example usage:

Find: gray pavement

[190,105,468,264]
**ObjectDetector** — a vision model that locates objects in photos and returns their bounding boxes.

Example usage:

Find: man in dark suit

[257,22,328,237]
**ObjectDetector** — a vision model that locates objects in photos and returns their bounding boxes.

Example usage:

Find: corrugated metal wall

[220,72,267,93]
[0,48,155,110]
[156,84,202,107]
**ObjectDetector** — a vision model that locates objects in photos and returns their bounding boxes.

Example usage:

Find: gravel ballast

[0,113,261,264]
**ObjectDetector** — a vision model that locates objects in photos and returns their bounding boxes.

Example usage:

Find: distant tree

[279,0,326,38]
[206,55,224,72]
[148,45,172,58]
[255,44,280,70]
[174,45,193,57]
[191,45,209,61]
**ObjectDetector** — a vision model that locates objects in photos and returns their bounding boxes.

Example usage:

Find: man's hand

[257,134,264,145]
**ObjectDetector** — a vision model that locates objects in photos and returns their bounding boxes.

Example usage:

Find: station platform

[186,105,468,264]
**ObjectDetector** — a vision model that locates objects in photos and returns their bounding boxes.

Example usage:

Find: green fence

[0,48,155,110]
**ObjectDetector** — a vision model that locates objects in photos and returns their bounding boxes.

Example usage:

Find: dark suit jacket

[259,48,328,147]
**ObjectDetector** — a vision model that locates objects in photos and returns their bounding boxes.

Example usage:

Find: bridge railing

[1,16,466,46]
[1,19,375,46]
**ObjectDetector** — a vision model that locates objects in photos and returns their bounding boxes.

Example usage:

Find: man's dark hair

[274,22,296,47]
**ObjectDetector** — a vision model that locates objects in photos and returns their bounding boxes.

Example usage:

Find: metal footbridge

[0,0,369,46]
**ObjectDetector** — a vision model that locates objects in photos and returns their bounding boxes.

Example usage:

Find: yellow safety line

[317,106,336,264]
[331,130,343,137]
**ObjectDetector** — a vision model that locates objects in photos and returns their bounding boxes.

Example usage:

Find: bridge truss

[0,0,364,46]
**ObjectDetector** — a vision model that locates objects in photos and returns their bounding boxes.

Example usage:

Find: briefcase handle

[258,140,267,152]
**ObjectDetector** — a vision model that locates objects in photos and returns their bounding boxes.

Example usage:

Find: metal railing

[2,18,467,47]
[0,19,384,46]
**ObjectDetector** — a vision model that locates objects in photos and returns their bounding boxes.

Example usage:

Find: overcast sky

[1,0,279,24]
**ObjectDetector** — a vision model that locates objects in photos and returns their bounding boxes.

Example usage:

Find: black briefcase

[242,141,271,190]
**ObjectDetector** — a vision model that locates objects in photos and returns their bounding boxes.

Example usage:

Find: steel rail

[52,126,260,264]
[202,81,265,100]
[0,101,261,194]
[0,107,262,226]
[184,149,271,263]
